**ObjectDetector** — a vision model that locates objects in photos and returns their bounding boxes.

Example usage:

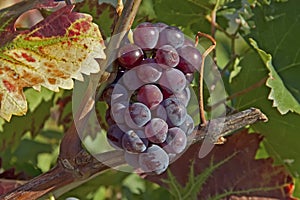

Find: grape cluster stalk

[102,22,203,174]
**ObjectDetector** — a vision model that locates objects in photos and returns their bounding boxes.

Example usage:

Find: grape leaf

[250,39,300,115]
[230,50,300,197]
[146,130,295,199]
[244,0,300,115]
[0,97,53,151]
[0,5,105,121]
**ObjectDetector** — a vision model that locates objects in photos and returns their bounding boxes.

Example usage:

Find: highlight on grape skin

[102,22,204,175]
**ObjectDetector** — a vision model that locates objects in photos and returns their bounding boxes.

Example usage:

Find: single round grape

[170,87,191,107]
[137,84,163,110]
[151,104,167,121]
[124,151,140,169]
[127,102,151,127]
[144,118,168,143]
[159,68,186,93]
[122,130,148,153]
[183,38,195,47]
[163,98,187,126]
[156,26,184,49]
[154,22,168,32]
[139,144,169,174]
[133,22,159,50]
[122,68,144,91]
[117,44,144,69]
[185,73,194,83]
[136,63,162,83]
[110,102,128,124]
[177,45,202,73]
[179,114,194,136]
[107,124,125,149]
[155,45,179,68]
[164,127,187,154]
[111,84,129,104]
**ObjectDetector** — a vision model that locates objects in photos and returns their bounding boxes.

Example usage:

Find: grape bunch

[103,22,202,175]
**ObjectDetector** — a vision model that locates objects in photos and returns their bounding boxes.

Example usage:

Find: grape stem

[195,32,217,126]
[0,108,267,200]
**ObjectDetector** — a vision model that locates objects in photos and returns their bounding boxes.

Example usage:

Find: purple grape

[170,87,191,107]
[111,84,129,104]
[144,118,168,143]
[159,68,186,93]
[107,124,125,149]
[110,102,128,123]
[137,84,163,110]
[122,68,144,90]
[155,45,179,68]
[124,151,140,169]
[127,102,151,127]
[185,73,194,83]
[151,104,167,121]
[139,144,169,174]
[122,130,148,153]
[133,22,159,50]
[163,98,187,126]
[179,114,194,136]
[163,127,187,154]
[177,45,202,73]
[154,22,168,32]
[136,62,162,83]
[117,44,144,69]
[156,26,184,49]
[183,38,195,47]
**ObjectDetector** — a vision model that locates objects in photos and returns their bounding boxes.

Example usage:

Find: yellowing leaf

[0,5,106,121]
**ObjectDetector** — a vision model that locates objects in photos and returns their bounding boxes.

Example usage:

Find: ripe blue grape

[137,84,163,110]
[122,68,144,90]
[163,98,187,126]
[124,151,140,169]
[151,104,167,121]
[154,22,168,32]
[127,102,151,127]
[136,62,162,83]
[139,144,169,174]
[144,118,168,143]
[122,130,148,153]
[110,102,127,124]
[107,124,125,149]
[117,44,144,69]
[110,84,129,104]
[156,26,184,49]
[155,45,179,68]
[133,22,159,50]
[159,68,186,93]
[179,114,194,136]
[170,87,191,107]
[164,127,187,154]
[177,45,202,73]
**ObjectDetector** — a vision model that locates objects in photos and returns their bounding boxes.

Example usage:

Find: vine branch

[0,107,267,200]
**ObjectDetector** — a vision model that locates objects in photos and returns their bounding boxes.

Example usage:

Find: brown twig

[0,107,267,200]
[195,32,217,126]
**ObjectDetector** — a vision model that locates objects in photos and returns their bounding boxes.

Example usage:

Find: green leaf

[230,50,300,196]
[250,39,300,114]
[0,97,53,151]
[245,0,300,113]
